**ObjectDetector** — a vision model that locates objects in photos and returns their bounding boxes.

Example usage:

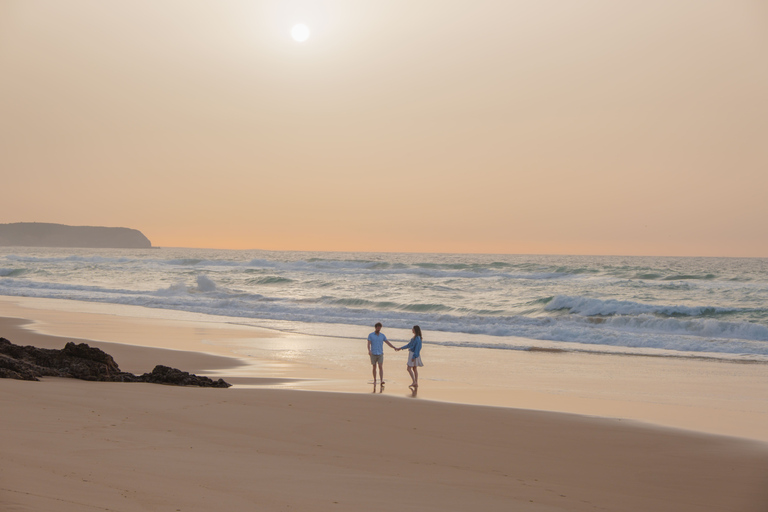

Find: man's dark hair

[375,322,382,328]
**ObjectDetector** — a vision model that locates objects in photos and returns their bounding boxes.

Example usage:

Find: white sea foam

[196,275,217,292]
[2,249,767,360]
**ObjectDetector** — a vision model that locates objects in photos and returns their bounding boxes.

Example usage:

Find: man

[367,322,395,384]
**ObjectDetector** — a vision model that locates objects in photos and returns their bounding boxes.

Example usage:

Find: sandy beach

[5,0,768,509]
[2,297,768,511]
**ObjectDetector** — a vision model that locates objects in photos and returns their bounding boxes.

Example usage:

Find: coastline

[2,296,768,510]
[2,295,767,441]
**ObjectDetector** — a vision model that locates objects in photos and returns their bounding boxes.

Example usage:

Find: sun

[291,24,310,42]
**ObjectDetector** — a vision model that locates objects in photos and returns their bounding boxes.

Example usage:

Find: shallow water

[1,248,767,361]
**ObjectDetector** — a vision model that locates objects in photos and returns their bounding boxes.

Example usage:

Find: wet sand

[2,296,767,441]
[2,296,768,511]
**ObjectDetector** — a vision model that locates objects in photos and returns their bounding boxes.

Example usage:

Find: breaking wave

[1,248,767,360]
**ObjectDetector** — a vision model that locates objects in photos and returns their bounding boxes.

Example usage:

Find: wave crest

[545,295,745,318]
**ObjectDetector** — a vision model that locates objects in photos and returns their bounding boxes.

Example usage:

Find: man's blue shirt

[367,332,388,355]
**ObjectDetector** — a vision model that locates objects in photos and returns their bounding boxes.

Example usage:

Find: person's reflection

[372,382,386,394]
[409,386,418,398]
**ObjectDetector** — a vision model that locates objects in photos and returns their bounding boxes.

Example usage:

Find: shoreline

[2,295,768,442]
[3,296,768,510]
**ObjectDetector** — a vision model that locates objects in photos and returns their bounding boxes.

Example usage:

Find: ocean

[1,247,767,362]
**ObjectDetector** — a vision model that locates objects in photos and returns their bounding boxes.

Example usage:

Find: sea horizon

[147,245,768,260]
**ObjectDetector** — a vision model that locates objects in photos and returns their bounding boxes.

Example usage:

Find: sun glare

[291,24,310,42]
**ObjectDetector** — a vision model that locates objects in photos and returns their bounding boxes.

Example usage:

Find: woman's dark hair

[412,325,423,339]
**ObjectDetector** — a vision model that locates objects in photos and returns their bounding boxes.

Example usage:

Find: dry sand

[2,299,768,511]
[3,378,768,512]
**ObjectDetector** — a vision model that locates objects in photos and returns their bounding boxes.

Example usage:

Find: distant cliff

[0,223,152,248]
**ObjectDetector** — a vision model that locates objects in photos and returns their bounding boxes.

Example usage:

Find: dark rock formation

[0,222,152,248]
[0,338,230,388]
[140,365,227,387]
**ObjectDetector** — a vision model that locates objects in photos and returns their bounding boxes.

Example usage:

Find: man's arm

[384,339,396,350]
[367,337,372,355]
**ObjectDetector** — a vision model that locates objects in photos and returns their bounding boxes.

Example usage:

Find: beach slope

[2,377,767,512]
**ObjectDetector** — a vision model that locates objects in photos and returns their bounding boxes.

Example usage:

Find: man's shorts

[370,353,384,365]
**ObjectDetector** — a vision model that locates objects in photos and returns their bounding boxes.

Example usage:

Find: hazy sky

[2,0,766,256]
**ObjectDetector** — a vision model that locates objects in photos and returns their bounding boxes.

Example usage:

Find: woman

[397,325,424,389]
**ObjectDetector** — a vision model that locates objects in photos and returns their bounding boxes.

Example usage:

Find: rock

[140,365,231,388]
[0,355,53,380]
[0,338,230,387]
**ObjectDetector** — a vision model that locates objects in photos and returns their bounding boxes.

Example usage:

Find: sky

[1,0,767,256]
